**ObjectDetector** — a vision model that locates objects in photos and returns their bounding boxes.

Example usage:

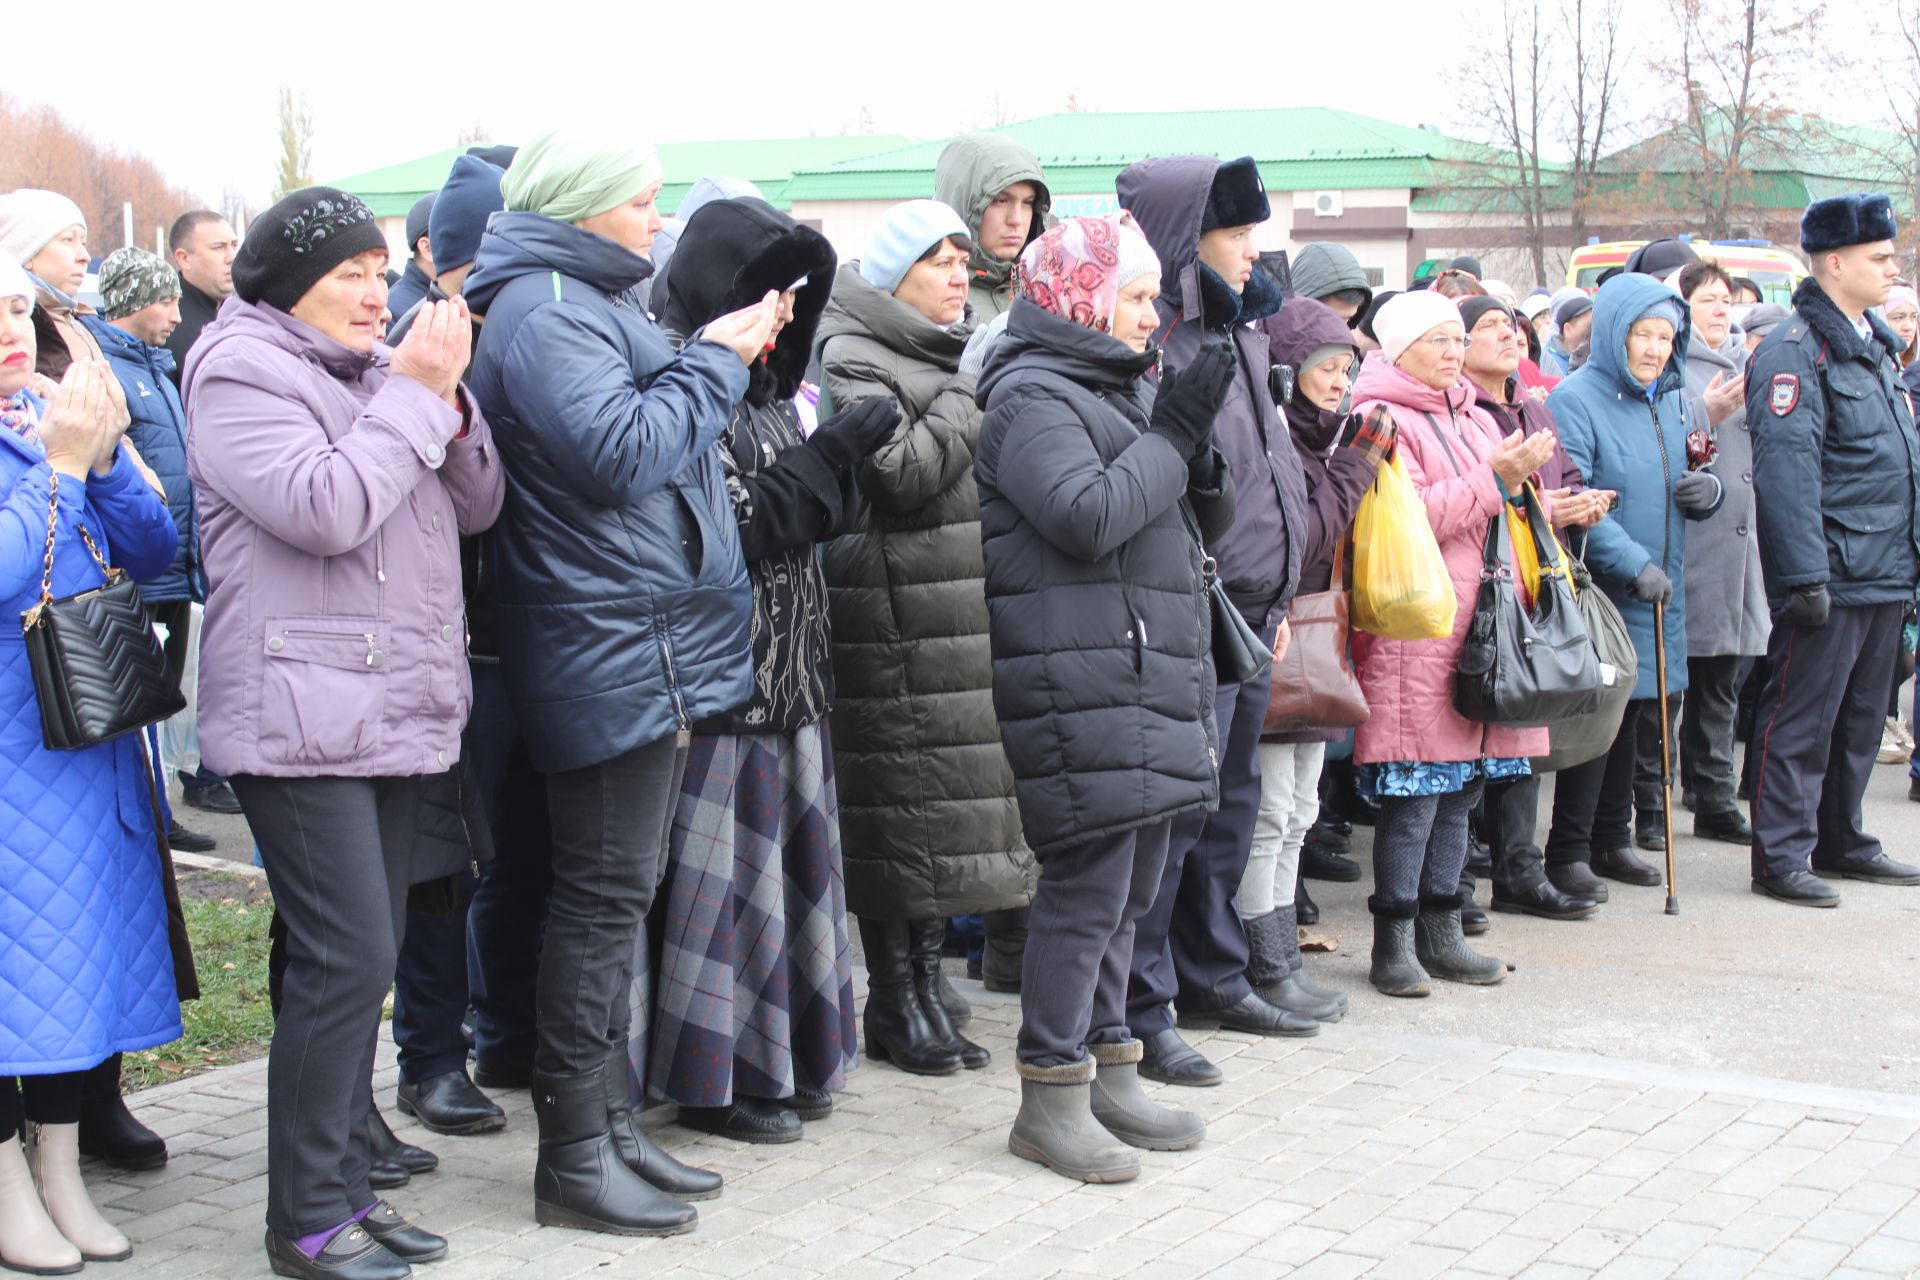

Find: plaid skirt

[626,721,857,1107]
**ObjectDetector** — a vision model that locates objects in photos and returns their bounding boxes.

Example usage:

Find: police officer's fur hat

[1801,193,1898,256]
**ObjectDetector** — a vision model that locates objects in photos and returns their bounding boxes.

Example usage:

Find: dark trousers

[1751,602,1903,879]
[1481,773,1546,892]
[150,597,226,792]
[1019,820,1172,1068]
[390,875,476,1084]
[1373,782,1483,905]
[0,1072,85,1142]
[235,774,418,1237]
[1127,646,1271,1038]
[1547,699,1671,865]
[464,664,551,1074]
[535,733,686,1078]
[1682,655,1744,819]
[1631,697,1681,832]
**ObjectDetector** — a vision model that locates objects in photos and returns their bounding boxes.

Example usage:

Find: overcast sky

[13,0,1888,208]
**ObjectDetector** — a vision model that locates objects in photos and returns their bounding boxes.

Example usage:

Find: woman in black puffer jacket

[976,214,1234,1185]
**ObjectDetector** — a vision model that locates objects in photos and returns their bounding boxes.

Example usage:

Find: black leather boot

[1492,829,1599,920]
[1294,864,1320,926]
[531,1066,697,1237]
[77,1054,166,1171]
[366,1103,436,1191]
[857,918,962,1075]
[910,919,989,1069]
[605,1055,723,1200]
[980,907,1027,993]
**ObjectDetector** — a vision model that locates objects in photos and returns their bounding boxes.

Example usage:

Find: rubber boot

[0,1135,79,1275]
[1367,898,1430,998]
[908,920,988,1070]
[1088,1041,1204,1151]
[980,907,1027,994]
[1246,906,1347,1022]
[1413,896,1508,985]
[603,1053,722,1201]
[1007,1059,1139,1184]
[531,1066,697,1237]
[856,918,962,1075]
[28,1123,130,1262]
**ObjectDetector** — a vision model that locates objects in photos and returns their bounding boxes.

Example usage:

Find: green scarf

[501,129,664,222]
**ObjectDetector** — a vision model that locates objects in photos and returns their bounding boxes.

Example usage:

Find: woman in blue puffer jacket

[1542,273,1724,899]
[462,128,777,1239]
[0,252,181,1274]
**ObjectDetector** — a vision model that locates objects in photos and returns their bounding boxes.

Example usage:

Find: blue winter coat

[81,317,205,604]
[1548,273,1723,699]
[462,212,752,772]
[0,421,184,1073]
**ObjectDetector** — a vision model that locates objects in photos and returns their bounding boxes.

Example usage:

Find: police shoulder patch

[1770,372,1800,416]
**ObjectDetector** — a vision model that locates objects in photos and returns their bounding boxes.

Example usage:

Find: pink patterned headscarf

[1015,212,1158,335]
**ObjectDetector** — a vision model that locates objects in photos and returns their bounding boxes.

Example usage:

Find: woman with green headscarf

[463,129,776,1240]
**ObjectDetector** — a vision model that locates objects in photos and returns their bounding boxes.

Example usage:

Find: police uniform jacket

[1747,276,1920,608]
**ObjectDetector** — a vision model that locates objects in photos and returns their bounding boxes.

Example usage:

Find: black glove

[1673,469,1720,512]
[1630,562,1673,604]
[1149,343,1235,459]
[808,397,902,470]
[1776,585,1831,629]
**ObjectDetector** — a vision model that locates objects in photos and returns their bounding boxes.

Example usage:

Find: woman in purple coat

[185,188,503,1280]
[1241,299,1390,1021]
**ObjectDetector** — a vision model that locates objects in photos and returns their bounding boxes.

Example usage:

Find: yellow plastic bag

[1351,452,1456,641]
[1502,484,1571,609]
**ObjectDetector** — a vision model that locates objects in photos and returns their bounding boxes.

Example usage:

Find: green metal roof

[326,136,916,219]
[781,109,1508,202]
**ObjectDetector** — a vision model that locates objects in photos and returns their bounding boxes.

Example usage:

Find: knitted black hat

[1457,294,1515,335]
[233,187,387,314]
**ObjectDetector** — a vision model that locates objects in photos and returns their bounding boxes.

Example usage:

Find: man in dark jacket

[1116,155,1317,1085]
[387,194,437,322]
[164,209,237,376]
[82,248,210,859]
[1747,193,1920,906]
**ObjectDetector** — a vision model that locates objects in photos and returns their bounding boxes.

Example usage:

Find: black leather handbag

[1454,485,1604,727]
[1180,499,1271,687]
[21,474,185,751]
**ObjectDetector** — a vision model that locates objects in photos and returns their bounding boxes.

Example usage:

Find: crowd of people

[0,123,1915,1279]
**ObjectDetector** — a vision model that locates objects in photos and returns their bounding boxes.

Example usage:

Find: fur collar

[1793,275,1902,364]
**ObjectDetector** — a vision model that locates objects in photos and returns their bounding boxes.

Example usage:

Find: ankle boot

[28,1123,130,1262]
[911,920,989,1068]
[1007,1059,1139,1183]
[1368,898,1430,997]
[604,1054,722,1201]
[1294,865,1320,926]
[1413,896,1508,985]
[857,918,962,1075]
[980,907,1027,993]
[531,1066,697,1237]
[0,1135,79,1275]
[1249,906,1347,1022]
[1088,1041,1204,1150]
[76,1053,165,1171]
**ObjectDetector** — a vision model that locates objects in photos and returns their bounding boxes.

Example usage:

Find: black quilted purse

[21,473,185,751]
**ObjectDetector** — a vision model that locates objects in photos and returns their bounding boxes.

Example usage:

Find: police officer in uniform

[1747,192,1920,906]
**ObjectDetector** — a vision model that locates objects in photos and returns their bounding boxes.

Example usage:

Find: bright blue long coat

[0,413,184,1074]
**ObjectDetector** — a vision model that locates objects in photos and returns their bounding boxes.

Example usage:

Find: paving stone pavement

[95,980,1920,1280]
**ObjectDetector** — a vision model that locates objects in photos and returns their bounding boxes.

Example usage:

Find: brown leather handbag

[1263,546,1369,734]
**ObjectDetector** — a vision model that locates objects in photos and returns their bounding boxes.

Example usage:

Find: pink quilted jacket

[1348,355,1550,766]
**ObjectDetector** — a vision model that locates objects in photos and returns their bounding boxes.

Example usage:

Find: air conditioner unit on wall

[1313,191,1343,218]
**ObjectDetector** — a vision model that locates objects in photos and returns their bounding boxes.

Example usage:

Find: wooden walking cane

[1655,600,1679,915]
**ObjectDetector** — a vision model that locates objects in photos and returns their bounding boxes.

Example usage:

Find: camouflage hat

[98,247,181,320]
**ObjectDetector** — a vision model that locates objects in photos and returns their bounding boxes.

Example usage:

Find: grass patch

[124,870,275,1092]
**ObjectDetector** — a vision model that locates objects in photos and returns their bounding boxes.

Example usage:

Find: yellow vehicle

[1566,239,1807,304]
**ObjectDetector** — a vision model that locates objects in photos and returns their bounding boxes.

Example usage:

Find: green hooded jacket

[934,133,1051,324]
